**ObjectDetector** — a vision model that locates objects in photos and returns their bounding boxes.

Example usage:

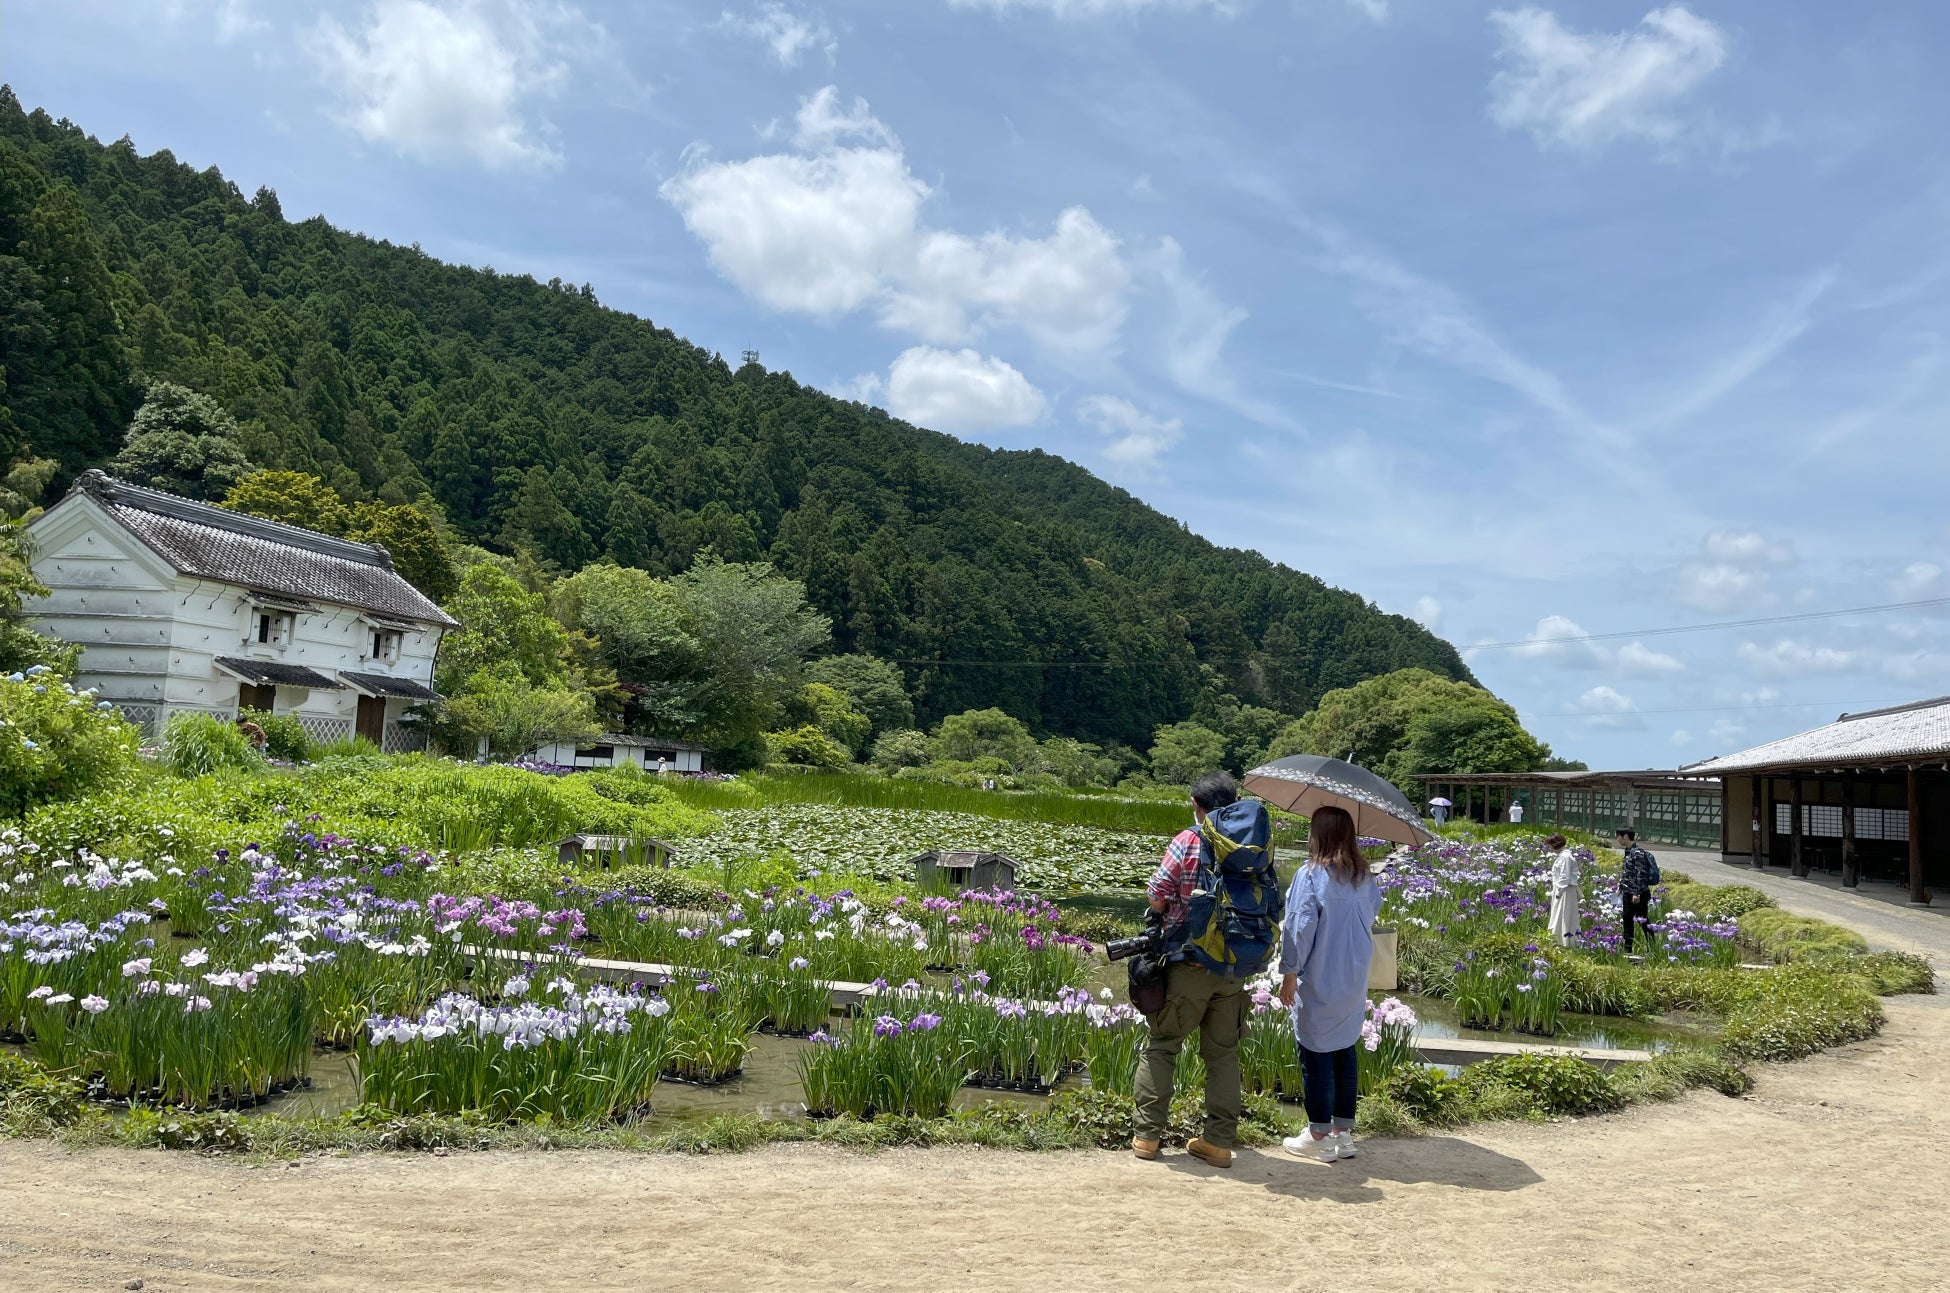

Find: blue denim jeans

[1299,1042,1359,1132]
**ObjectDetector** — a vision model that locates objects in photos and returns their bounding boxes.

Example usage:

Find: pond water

[1397,994,1710,1056]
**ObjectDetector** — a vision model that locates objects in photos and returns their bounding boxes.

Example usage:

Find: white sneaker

[1331,1130,1357,1159]
[1283,1131,1338,1162]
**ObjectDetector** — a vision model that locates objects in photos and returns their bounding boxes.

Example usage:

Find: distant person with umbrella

[1277,805,1383,1162]
[1429,796,1451,826]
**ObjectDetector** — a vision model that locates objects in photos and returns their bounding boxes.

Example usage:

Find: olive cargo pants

[1132,962,1249,1148]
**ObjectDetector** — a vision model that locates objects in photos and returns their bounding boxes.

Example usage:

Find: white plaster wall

[27,494,445,727]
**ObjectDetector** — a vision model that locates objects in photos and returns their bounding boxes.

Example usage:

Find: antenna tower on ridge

[741,349,761,367]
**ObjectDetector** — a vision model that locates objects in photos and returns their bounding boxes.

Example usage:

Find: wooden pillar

[1755,780,1770,869]
[1841,776,1858,889]
[1759,777,1773,869]
[1586,789,1596,837]
[1908,768,1929,905]
[1790,776,1806,878]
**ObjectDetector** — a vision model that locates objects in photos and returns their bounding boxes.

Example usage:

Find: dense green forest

[0,88,1472,748]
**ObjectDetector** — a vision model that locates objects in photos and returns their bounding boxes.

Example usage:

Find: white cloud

[1674,529,1792,612]
[1737,639,1859,678]
[1669,728,1693,747]
[1673,562,1770,612]
[722,3,834,67]
[311,0,599,170]
[882,346,1048,433]
[1894,561,1946,599]
[1617,640,1684,677]
[1347,0,1389,20]
[1076,395,1182,466]
[1413,596,1442,630]
[663,88,1129,354]
[1509,614,1608,669]
[1707,717,1747,747]
[153,0,262,41]
[1501,616,1684,680]
[1704,530,1791,565]
[790,86,894,150]
[1573,685,1641,728]
[1487,5,1728,152]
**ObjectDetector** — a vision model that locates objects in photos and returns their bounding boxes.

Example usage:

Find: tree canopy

[1264,668,1551,792]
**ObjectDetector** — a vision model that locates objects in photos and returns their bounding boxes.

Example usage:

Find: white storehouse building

[25,470,456,749]
[525,733,709,773]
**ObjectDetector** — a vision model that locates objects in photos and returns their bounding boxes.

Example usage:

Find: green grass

[660,770,1187,835]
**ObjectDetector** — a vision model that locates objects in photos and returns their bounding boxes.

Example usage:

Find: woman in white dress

[1546,833,1582,946]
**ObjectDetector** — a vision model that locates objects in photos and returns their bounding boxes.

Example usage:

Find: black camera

[1104,928,1162,962]
[1105,907,1166,962]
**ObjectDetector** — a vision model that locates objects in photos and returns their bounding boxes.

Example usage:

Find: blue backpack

[1172,800,1284,979]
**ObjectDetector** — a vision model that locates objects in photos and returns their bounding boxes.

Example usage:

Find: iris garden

[0,732,1935,1155]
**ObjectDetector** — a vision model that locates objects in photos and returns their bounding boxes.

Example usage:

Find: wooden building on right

[1684,695,1949,905]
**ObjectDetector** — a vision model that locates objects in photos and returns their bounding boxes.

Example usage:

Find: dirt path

[4,992,1946,1293]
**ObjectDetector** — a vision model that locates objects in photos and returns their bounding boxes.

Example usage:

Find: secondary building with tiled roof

[1682,696,1950,905]
[24,470,455,750]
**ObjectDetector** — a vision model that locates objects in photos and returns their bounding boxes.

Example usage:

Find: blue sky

[11,0,1947,768]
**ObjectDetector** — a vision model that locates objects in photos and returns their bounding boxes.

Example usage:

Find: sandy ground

[3,991,1945,1293]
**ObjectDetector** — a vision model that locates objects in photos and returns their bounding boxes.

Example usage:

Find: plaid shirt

[1147,828,1204,929]
[1620,845,1658,895]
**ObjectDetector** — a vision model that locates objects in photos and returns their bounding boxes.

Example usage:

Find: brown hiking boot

[1187,1138,1233,1169]
[1131,1138,1161,1160]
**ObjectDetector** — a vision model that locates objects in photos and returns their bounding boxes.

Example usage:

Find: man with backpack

[1132,771,1283,1169]
[1617,827,1661,953]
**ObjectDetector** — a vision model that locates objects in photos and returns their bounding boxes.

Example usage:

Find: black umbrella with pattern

[1243,754,1434,847]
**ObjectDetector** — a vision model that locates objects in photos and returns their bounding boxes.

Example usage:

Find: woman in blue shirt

[1279,805,1383,1162]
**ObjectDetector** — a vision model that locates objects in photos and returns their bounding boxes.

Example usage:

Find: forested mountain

[0,89,1472,747]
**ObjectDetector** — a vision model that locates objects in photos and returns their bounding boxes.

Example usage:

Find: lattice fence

[382,724,427,755]
[298,715,354,745]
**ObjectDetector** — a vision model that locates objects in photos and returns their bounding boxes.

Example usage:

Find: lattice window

[1778,802,1908,841]
[1858,807,1910,842]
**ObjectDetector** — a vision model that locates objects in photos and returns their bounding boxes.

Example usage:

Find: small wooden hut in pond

[557,834,679,870]
[911,849,1017,893]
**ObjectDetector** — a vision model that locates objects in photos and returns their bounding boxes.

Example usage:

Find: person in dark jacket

[1617,828,1659,953]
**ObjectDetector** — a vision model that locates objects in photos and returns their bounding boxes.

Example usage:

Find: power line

[1460,596,1950,653]
[1518,697,1913,720]
[870,596,1950,669]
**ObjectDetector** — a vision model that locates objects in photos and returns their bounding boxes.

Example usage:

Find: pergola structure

[1684,696,1949,905]
[1420,771,1723,850]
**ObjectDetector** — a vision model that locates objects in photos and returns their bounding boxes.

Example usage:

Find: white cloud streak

[948,0,1236,17]
[1488,4,1728,153]
[722,3,835,67]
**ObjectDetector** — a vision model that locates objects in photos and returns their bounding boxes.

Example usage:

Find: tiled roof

[339,671,440,701]
[214,657,345,689]
[1684,696,1950,774]
[75,471,457,627]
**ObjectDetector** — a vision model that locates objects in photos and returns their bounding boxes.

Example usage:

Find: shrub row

[24,756,717,863]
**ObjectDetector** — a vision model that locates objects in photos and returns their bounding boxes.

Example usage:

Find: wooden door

[356,695,386,747]
[238,683,275,713]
